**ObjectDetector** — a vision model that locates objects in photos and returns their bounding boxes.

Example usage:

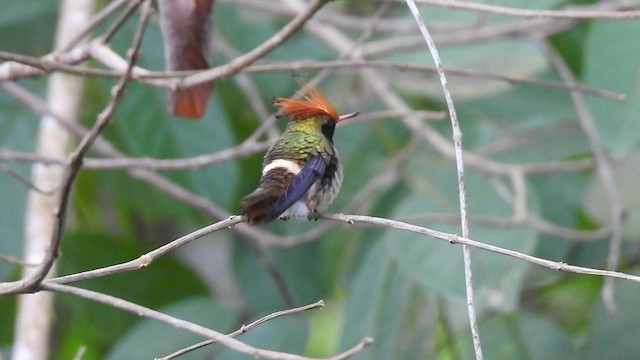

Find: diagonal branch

[178,0,330,88]
[41,282,372,360]
[400,0,640,19]
[157,300,326,360]
[319,213,640,284]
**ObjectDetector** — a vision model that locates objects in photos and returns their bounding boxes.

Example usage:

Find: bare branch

[49,216,242,284]
[319,213,640,284]
[0,0,152,296]
[0,253,37,267]
[42,282,371,360]
[404,1,483,358]
[0,163,55,195]
[59,0,130,52]
[157,300,326,360]
[1,143,269,171]
[1,54,625,102]
[179,0,331,88]
[242,60,626,102]
[398,0,640,19]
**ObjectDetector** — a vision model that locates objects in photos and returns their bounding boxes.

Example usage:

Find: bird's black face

[319,115,336,142]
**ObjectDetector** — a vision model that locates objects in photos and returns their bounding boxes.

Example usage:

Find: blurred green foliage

[2,0,640,359]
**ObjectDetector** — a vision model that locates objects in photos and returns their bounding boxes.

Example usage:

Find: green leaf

[549,23,589,75]
[529,172,590,262]
[0,1,56,54]
[96,54,239,222]
[581,273,640,359]
[390,40,548,101]
[531,276,601,333]
[106,297,239,360]
[233,240,331,315]
[388,152,537,313]
[456,73,586,163]
[584,150,640,240]
[0,89,41,280]
[453,312,576,360]
[340,243,431,359]
[306,296,345,357]
[167,96,239,209]
[216,4,329,65]
[584,20,640,155]
[55,230,209,358]
[0,296,17,346]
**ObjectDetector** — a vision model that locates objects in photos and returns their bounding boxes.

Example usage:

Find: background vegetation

[1,0,640,359]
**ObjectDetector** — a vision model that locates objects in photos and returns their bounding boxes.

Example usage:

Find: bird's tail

[240,188,277,224]
[240,168,294,224]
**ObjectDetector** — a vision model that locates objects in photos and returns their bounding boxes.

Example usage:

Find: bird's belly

[305,160,343,211]
[279,200,311,219]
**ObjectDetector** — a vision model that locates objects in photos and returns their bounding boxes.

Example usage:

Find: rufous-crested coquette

[240,81,358,224]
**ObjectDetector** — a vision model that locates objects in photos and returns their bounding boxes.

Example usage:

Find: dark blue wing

[268,155,327,218]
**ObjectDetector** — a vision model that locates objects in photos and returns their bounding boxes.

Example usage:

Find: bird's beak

[338,111,359,122]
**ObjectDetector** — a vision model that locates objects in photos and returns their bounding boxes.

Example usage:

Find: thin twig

[42,282,371,360]
[99,0,144,44]
[241,60,625,102]
[59,0,130,52]
[156,300,326,360]
[81,142,269,170]
[1,53,626,103]
[399,0,640,19]
[1,143,269,171]
[361,19,575,55]
[0,163,55,195]
[0,253,38,267]
[222,0,417,33]
[179,0,330,88]
[213,34,281,141]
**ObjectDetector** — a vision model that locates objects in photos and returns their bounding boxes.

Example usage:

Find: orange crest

[274,80,339,122]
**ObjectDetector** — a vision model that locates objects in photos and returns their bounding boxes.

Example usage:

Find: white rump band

[262,159,302,175]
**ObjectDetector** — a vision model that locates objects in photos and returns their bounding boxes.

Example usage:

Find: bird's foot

[306,211,320,221]
[279,216,290,221]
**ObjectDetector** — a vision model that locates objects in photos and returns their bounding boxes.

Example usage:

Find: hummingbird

[240,81,358,224]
